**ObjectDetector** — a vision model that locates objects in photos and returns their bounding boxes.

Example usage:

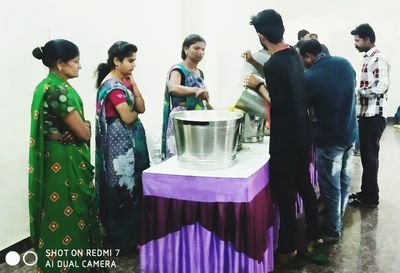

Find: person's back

[264,47,310,154]
[300,39,357,241]
[249,10,326,268]
[305,55,357,146]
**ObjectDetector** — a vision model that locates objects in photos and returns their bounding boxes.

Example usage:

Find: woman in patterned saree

[29,39,104,273]
[161,34,212,160]
[95,41,150,254]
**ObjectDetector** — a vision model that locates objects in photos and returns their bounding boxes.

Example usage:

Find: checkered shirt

[356,47,390,118]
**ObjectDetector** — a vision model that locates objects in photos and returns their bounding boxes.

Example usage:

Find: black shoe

[348,197,378,208]
[349,191,362,200]
[303,239,329,265]
[322,234,341,244]
[275,254,306,269]
[303,249,329,265]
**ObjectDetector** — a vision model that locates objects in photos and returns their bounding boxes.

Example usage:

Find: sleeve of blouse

[169,68,185,85]
[45,84,76,118]
[108,89,127,106]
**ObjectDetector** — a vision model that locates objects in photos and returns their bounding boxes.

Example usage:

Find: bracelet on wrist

[255,82,264,93]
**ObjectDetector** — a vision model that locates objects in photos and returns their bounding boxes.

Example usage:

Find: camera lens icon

[23,251,38,266]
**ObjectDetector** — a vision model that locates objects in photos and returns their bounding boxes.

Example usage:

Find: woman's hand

[128,76,139,96]
[195,88,209,100]
[115,102,139,125]
[59,120,91,144]
[63,111,92,142]
[128,76,145,113]
[60,131,77,144]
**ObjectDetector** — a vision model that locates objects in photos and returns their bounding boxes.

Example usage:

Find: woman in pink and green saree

[95,41,150,255]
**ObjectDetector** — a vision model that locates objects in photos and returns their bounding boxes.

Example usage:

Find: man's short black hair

[299,39,322,57]
[250,9,285,44]
[351,23,376,43]
[297,29,309,40]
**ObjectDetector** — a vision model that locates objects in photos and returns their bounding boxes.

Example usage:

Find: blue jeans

[316,144,354,237]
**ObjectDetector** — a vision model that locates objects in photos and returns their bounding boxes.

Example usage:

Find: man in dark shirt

[244,9,325,268]
[300,39,357,241]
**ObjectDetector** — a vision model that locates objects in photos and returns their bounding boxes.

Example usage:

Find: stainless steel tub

[172,110,243,170]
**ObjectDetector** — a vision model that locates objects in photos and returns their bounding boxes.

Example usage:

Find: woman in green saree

[95,41,150,254]
[29,39,104,273]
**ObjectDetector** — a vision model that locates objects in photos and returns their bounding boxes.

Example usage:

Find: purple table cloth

[140,143,275,273]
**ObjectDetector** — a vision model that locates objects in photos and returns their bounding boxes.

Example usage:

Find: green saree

[29,73,105,273]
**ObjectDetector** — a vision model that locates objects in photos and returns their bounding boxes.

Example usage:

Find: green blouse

[42,74,84,134]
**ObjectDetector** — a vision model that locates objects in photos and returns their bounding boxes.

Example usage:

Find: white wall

[198,0,399,113]
[1,0,399,250]
[0,0,183,250]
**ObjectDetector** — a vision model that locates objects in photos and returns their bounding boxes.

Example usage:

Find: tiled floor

[1,122,399,273]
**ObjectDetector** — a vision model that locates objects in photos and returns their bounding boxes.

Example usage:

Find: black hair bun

[32,47,44,60]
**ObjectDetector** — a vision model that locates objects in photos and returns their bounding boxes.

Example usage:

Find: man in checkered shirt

[348,23,390,208]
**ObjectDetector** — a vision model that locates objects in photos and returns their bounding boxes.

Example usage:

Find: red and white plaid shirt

[357,47,390,118]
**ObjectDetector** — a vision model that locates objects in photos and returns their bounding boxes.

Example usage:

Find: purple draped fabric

[140,224,275,273]
[140,152,275,273]
[140,185,273,262]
